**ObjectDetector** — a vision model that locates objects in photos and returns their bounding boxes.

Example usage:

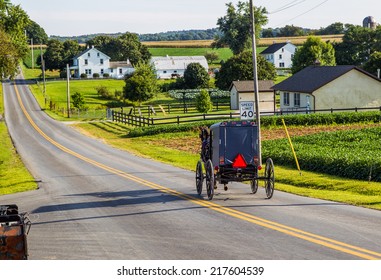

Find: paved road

[1,77,381,260]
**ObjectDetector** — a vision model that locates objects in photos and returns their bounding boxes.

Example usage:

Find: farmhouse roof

[260,43,289,54]
[272,65,381,93]
[150,56,208,70]
[73,47,110,60]
[229,80,275,93]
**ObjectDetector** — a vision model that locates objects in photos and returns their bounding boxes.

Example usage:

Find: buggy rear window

[224,127,257,164]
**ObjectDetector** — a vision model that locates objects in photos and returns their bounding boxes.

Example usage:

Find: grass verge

[0,83,38,195]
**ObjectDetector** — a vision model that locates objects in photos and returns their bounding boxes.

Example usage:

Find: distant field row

[142,34,344,48]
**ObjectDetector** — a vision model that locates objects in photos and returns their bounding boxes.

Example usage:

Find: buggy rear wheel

[250,179,258,194]
[265,158,275,199]
[195,160,203,195]
[205,159,215,200]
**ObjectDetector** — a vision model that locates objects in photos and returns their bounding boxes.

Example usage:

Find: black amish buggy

[196,121,274,200]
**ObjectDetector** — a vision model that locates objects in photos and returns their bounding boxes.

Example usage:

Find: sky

[10,0,381,36]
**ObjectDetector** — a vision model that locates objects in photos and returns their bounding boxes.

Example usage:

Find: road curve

[1,76,381,260]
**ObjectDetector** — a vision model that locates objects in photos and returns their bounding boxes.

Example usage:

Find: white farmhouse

[260,42,297,69]
[71,46,134,79]
[150,56,209,79]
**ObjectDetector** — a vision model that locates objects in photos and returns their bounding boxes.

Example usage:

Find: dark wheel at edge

[265,158,275,199]
[205,159,215,200]
[196,160,203,195]
[250,179,258,194]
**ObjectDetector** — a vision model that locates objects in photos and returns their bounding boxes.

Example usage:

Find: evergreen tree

[195,89,213,113]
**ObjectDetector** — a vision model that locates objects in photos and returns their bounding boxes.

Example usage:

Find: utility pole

[249,0,262,167]
[67,64,71,118]
[40,44,46,95]
[31,38,34,69]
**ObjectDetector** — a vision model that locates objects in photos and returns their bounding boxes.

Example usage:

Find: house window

[282,48,284,52]
[84,59,88,65]
[100,69,104,74]
[110,69,114,73]
[85,69,92,75]
[294,93,301,107]
[88,53,90,57]
[279,54,283,59]
[97,53,100,57]
[284,92,290,106]
[119,69,123,74]
[279,62,285,68]
[100,59,104,65]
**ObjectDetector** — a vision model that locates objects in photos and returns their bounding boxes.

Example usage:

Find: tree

[0,29,19,78]
[213,1,268,55]
[183,63,210,89]
[334,25,375,66]
[292,36,336,74]
[1,4,30,58]
[123,63,158,104]
[316,22,345,35]
[278,25,306,37]
[62,40,82,66]
[71,92,86,110]
[215,50,276,90]
[87,32,151,65]
[0,2,30,77]
[363,52,381,76]
[25,20,48,44]
[205,51,219,64]
[42,39,64,71]
[195,89,213,113]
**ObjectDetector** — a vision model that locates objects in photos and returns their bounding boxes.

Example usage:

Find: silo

[363,16,377,29]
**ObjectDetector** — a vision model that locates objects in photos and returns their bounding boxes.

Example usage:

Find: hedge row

[127,111,381,138]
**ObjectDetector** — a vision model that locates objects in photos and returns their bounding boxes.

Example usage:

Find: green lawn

[29,78,125,109]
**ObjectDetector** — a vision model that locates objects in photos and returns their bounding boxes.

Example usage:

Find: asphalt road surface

[1,76,381,260]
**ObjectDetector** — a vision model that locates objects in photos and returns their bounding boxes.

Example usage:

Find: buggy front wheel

[205,160,215,200]
[195,160,203,195]
[265,158,275,199]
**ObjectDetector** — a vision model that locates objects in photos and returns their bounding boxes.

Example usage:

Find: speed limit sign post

[240,101,255,120]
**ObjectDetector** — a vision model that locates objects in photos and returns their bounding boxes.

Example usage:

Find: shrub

[103,73,110,78]
[95,85,113,99]
[71,92,87,110]
[195,89,213,113]
[93,73,100,78]
[80,73,87,78]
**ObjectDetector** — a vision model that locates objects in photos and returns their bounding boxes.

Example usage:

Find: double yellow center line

[13,83,381,260]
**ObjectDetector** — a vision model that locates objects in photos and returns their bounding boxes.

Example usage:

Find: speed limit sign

[240,101,255,120]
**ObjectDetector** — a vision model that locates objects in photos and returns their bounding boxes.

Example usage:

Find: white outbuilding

[150,56,209,79]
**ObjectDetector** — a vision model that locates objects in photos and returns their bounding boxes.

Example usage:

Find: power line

[269,0,307,14]
[274,0,330,27]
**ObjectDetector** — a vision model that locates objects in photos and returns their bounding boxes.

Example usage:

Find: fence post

[177,116,180,125]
